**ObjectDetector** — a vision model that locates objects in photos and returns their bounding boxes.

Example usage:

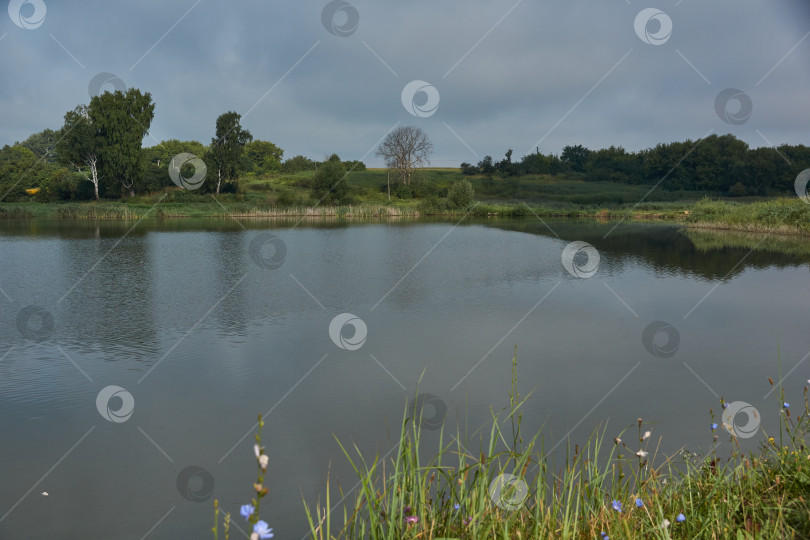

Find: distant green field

[239,169,715,207]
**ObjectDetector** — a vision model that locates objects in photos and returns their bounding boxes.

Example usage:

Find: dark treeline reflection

[56,232,160,359]
[481,220,810,281]
[1,217,808,283]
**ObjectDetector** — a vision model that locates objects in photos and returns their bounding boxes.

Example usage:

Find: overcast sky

[1,0,809,167]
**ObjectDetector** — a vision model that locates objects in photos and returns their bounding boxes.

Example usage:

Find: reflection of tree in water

[683,228,810,259]
[57,230,159,360]
[0,217,405,241]
[487,220,810,281]
[6,217,810,286]
[212,231,248,336]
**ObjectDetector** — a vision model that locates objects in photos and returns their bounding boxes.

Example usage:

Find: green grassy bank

[3,169,810,235]
[685,198,810,235]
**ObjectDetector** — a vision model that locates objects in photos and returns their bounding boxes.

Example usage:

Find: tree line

[461,134,810,196]
[5,89,807,204]
[0,87,365,202]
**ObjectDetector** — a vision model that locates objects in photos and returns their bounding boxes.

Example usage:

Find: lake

[1,217,808,539]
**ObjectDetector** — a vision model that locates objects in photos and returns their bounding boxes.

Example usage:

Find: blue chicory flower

[253,520,274,539]
[240,504,254,521]
[635,498,644,508]
[710,423,718,430]
[611,500,622,512]
[676,513,686,523]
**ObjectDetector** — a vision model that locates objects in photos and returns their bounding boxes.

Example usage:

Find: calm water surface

[1,218,808,539]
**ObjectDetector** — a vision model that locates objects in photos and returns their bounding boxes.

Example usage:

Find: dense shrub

[311,155,350,205]
[281,155,317,174]
[447,179,475,209]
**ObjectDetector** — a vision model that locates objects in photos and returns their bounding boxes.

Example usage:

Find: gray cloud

[1,0,808,167]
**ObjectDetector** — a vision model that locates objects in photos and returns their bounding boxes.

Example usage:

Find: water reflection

[3,218,808,283]
[0,217,808,539]
[486,219,810,280]
[57,234,159,360]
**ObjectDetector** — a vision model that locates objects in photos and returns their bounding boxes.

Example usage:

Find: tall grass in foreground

[301,353,810,539]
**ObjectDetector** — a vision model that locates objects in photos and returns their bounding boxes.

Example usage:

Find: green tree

[209,111,253,194]
[311,154,349,204]
[691,134,749,192]
[19,129,59,163]
[781,144,810,193]
[0,145,38,201]
[584,146,641,184]
[341,159,366,172]
[743,148,784,195]
[517,152,552,175]
[143,139,208,169]
[244,140,283,173]
[642,141,693,190]
[55,105,103,200]
[561,144,592,173]
[447,179,474,209]
[141,140,208,193]
[33,167,87,202]
[497,149,518,176]
[281,155,316,174]
[477,155,495,175]
[90,89,155,197]
[460,162,478,175]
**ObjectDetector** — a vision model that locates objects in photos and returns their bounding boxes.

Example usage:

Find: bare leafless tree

[376,126,433,186]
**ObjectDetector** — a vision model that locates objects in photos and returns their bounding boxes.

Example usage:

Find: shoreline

[3,198,810,237]
[684,221,810,237]
[0,201,692,220]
